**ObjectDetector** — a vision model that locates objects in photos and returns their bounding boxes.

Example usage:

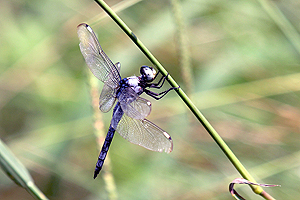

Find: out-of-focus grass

[1,0,300,199]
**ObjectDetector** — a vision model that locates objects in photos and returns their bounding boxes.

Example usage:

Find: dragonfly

[77,23,177,179]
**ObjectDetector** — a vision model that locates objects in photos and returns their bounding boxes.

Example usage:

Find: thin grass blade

[0,139,48,200]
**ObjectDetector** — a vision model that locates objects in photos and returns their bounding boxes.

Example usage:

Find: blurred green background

[1,0,300,199]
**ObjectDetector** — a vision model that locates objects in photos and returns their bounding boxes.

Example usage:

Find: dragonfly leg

[147,73,169,89]
[144,86,179,100]
[153,70,160,80]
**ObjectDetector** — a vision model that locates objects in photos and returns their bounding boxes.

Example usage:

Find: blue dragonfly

[77,23,176,179]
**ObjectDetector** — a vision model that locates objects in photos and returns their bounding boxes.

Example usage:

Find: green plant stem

[93,0,275,199]
[25,182,49,200]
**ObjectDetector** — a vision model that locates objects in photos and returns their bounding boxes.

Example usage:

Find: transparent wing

[99,84,117,113]
[119,87,151,120]
[77,23,120,88]
[116,114,173,153]
[115,62,121,72]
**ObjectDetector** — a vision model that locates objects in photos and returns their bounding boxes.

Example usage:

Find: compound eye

[145,68,156,81]
[151,68,157,76]
[141,66,156,81]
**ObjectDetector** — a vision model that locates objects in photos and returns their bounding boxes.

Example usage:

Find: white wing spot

[147,101,151,106]
[87,25,93,33]
[163,131,171,139]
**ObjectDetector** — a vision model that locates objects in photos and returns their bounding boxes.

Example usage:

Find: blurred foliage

[1,0,300,199]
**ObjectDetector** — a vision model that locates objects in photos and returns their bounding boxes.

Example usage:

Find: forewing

[99,84,117,113]
[116,114,173,153]
[119,87,151,120]
[77,23,120,88]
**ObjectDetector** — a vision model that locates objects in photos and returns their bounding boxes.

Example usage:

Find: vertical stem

[170,0,193,95]
[89,74,118,200]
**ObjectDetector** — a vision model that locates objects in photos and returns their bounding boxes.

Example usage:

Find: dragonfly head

[140,66,157,82]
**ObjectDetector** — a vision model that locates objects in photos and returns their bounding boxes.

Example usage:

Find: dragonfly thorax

[123,76,143,94]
